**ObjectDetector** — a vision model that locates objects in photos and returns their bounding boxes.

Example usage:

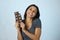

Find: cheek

[26,10,29,16]
[26,10,30,14]
[33,13,36,17]
[26,10,32,17]
[33,11,37,17]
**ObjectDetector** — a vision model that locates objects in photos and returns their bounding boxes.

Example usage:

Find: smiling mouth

[29,13,33,16]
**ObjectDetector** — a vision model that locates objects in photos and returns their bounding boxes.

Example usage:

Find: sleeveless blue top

[22,18,41,40]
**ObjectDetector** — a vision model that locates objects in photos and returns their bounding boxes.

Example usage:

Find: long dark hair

[24,4,40,20]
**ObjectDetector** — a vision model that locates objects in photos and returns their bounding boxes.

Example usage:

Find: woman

[15,4,41,40]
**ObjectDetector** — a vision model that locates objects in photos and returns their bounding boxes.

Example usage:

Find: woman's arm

[20,19,41,40]
[20,22,41,40]
[17,30,23,40]
[22,28,41,40]
[15,22,23,40]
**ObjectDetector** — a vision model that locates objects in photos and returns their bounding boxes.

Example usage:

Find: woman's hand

[20,22,25,30]
[15,21,20,31]
[15,21,23,40]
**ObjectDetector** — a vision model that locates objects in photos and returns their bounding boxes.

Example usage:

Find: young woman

[15,4,41,40]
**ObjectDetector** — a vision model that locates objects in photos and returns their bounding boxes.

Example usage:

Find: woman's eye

[33,11,35,12]
[30,8,32,10]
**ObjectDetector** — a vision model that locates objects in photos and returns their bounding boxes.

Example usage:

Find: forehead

[29,6,37,10]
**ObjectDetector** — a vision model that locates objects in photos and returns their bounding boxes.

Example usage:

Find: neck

[25,17,33,22]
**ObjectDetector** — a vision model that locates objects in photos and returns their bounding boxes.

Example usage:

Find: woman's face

[26,6,37,18]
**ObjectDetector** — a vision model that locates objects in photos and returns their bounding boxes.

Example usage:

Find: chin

[28,15,34,18]
[30,16,34,19]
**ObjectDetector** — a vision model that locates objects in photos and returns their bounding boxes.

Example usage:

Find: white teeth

[29,13,31,15]
[28,13,33,17]
[30,13,33,15]
[30,13,31,15]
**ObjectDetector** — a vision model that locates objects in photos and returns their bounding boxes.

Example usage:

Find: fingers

[20,22,25,29]
[15,21,25,31]
[15,21,20,30]
[15,21,18,27]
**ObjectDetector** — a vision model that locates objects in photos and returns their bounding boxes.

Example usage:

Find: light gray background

[0,0,60,40]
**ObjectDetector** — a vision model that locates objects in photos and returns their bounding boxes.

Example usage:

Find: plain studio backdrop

[0,0,60,40]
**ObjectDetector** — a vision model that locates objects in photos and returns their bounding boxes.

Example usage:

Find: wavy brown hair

[24,4,40,20]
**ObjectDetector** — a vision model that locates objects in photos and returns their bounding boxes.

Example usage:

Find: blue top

[22,18,41,40]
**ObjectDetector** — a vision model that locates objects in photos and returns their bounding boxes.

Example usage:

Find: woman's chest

[26,22,32,30]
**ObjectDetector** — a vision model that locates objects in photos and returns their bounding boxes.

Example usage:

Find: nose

[30,10,34,14]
